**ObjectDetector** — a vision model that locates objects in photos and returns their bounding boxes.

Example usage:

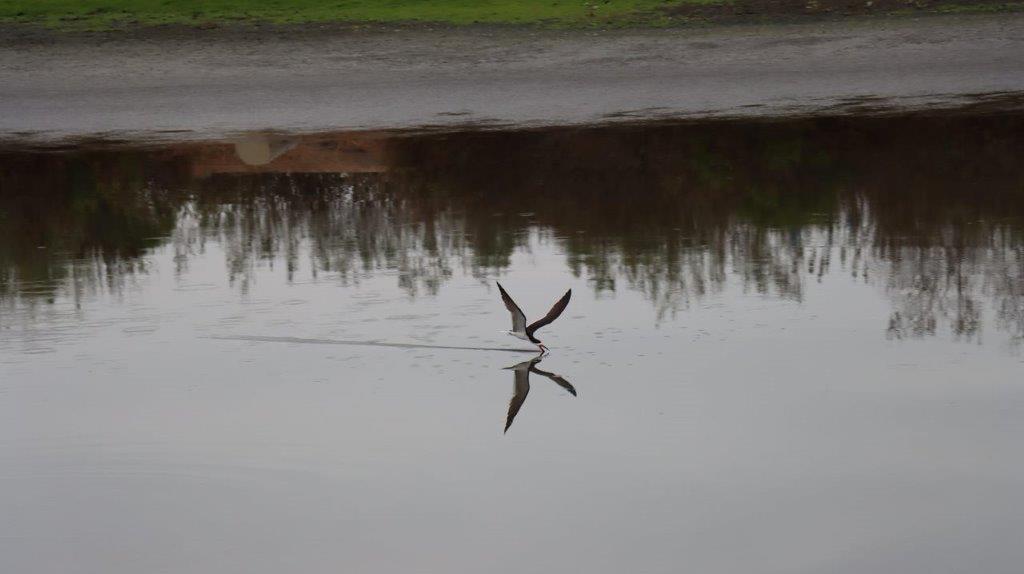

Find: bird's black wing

[497,282,528,335]
[504,365,531,433]
[526,289,571,337]
[530,364,577,396]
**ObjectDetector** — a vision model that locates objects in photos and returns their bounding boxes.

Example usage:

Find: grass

[1,0,1021,30]
[0,0,701,29]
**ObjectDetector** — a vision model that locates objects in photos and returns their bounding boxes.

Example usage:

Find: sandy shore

[2,13,1023,143]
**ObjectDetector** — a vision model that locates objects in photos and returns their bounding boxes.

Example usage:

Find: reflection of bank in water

[185,131,391,177]
[234,135,296,166]
[2,113,1023,343]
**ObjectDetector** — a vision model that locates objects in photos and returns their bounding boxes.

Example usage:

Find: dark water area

[4,114,1024,341]
[2,113,1024,573]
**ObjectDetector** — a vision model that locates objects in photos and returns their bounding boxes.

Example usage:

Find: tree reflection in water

[1,113,1022,343]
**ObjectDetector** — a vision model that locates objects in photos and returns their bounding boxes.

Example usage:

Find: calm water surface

[2,114,1024,573]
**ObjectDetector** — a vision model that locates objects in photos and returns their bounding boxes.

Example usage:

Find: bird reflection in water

[503,355,577,433]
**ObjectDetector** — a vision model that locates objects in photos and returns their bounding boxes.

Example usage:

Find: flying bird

[504,356,577,433]
[496,282,572,354]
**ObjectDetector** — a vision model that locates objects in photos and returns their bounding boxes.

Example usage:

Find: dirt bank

[1,13,1023,144]
[665,0,1022,20]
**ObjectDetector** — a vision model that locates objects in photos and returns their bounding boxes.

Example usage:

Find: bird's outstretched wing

[526,289,571,337]
[530,364,577,397]
[504,364,532,433]
[496,282,528,335]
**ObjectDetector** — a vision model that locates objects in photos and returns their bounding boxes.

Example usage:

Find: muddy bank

[666,0,1022,20]
[1,13,1023,142]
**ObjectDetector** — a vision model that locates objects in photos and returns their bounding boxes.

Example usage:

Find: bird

[496,282,572,354]
[504,355,577,433]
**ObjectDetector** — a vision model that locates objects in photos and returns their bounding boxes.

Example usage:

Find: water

[2,113,1024,573]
